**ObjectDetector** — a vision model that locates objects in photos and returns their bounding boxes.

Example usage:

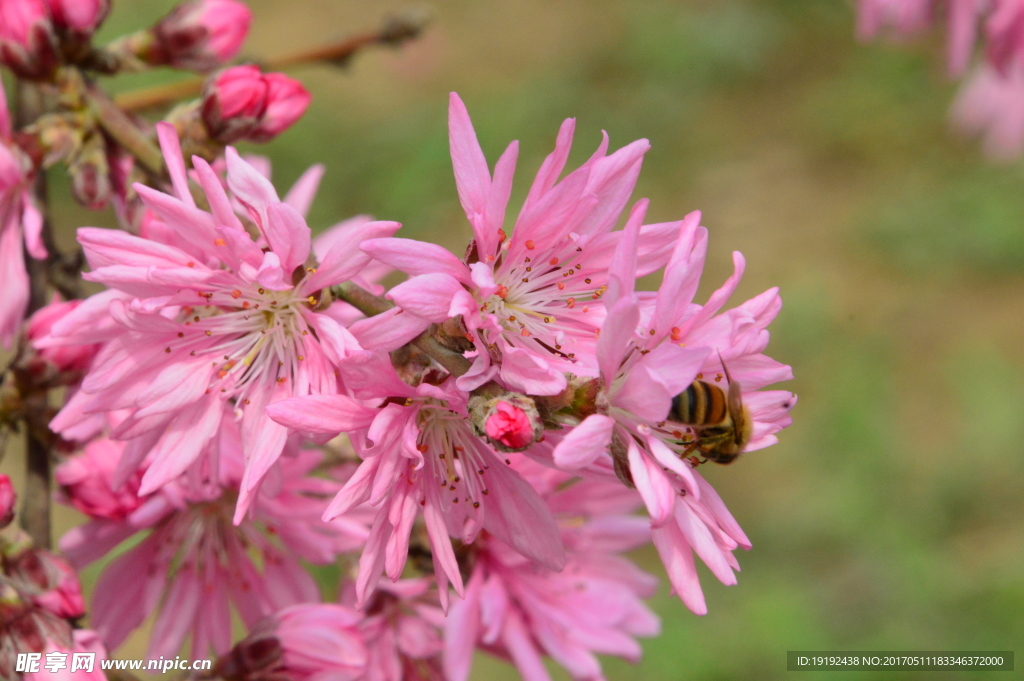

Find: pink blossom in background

[550,206,794,614]
[446,460,659,681]
[951,62,1024,159]
[23,630,108,681]
[26,298,102,375]
[856,0,982,75]
[344,580,445,681]
[44,124,399,519]
[362,93,679,396]
[984,0,1024,73]
[3,546,86,620]
[0,474,14,528]
[0,82,45,347]
[55,438,143,521]
[272,604,368,680]
[58,416,371,659]
[151,0,252,71]
[44,0,109,34]
[267,352,565,610]
[0,0,59,78]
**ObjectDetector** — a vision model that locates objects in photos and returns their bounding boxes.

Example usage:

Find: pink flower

[202,65,311,143]
[58,415,371,658]
[361,93,680,396]
[216,604,368,681]
[347,580,445,681]
[0,0,59,79]
[483,400,535,451]
[549,207,795,614]
[3,546,86,620]
[151,0,252,72]
[445,460,659,681]
[23,630,108,681]
[55,438,143,521]
[0,598,76,679]
[856,0,983,75]
[0,83,45,348]
[952,61,1024,159]
[985,0,1024,74]
[27,298,102,375]
[0,474,14,528]
[45,0,109,34]
[267,352,565,610]
[45,124,399,519]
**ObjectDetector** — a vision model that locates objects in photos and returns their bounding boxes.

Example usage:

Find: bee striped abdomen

[671,380,728,426]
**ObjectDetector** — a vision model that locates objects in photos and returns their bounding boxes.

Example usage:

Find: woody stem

[114,9,428,112]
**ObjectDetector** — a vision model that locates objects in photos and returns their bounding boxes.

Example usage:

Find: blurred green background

[4,0,1024,679]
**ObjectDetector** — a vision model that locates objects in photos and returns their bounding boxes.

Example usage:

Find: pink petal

[627,441,674,526]
[302,220,401,293]
[267,395,376,434]
[552,414,614,469]
[265,202,311,274]
[448,93,491,225]
[284,163,325,217]
[386,273,465,322]
[361,237,471,284]
[499,345,566,396]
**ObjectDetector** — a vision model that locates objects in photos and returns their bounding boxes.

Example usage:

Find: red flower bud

[248,72,311,142]
[151,0,252,72]
[469,394,543,452]
[0,474,15,529]
[0,0,59,79]
[45,0,109,34]
[202,66,309,143]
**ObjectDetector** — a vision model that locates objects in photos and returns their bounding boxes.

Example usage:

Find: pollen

[214,238,226,246]
[231,290,242,299]
[549,257,559,265]
[525,240,535,250]
[671,327,682,341]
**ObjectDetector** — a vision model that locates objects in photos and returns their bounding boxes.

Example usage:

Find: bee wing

[719,354,748,445]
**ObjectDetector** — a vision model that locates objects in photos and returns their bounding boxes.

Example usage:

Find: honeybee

[670,359,751,464]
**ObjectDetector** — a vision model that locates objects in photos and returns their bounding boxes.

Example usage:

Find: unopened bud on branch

[67,133,111,210]
[469,393,543,452]
[0,0,59,79]
[149,0,251,72]
[4,547,86,619]
[202,65,310,143]
[45,0,109,36]
[0,474,15,529]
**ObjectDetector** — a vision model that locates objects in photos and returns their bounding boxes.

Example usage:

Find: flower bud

[200,64,268,142]
[27,299,101,376]
[151,0,252,72]
[0,474,15,529]
[215,604,367,681]
[201,66,309,143]
[469,394,543,452]
[55,439,142,521]
[67,133,110,210]
[5,548,86,620]
[45,0,109,35]
[248,73,311,142]
[0,0,59,79]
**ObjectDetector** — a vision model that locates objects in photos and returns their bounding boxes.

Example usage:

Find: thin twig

[114,9,428,112]
[15,80,55,550]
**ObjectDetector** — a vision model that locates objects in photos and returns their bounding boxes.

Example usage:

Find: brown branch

[114,9,429,113]
[15,80,54,550]
[332,281,474,378]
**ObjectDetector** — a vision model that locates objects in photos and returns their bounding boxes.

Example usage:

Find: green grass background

[4,0,1024,679]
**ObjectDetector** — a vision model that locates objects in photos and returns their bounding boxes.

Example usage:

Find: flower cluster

[0,1,794,678]
[858,0,1024,159]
